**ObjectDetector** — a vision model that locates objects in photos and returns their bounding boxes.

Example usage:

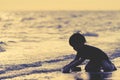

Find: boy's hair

[69,33,86,46]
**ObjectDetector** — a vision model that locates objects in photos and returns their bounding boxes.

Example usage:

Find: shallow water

[0,11,120,79]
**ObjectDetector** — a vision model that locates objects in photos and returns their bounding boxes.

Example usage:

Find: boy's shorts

[101,60,117,72]
[85,60,117,72]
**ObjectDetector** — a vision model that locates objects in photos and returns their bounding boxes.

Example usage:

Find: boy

[62,33,117,73]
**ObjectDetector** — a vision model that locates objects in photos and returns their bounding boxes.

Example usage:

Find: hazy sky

[0,0,120,11]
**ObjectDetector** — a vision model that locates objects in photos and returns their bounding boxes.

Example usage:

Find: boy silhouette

[62,33,117,73]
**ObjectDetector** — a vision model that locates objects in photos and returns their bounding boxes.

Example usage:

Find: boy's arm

[63,53,85,69]
[67,53,85,67]
[64,58,85,69]
[62,58,85,73]
[62,53,85,73]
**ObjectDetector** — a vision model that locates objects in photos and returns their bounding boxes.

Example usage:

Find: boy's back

[76,45,109,61]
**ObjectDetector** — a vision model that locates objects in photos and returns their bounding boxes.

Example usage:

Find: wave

[0,54,75,79]
[21,17,35,22]
[83,32,98,37]
[4,54,74,71]
[0,41,6,52]
[0,68,61,79]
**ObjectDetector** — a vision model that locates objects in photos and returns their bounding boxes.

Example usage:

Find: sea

[0,11,120,80]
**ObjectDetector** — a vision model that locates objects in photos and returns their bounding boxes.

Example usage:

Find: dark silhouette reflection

[62,33,117,73]
[88,72,112,80]
[75,72,112,80]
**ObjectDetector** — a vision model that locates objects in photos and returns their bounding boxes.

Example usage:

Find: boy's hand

[62,65,70,73]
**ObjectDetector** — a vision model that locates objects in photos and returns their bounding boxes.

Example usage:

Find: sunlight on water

[0,11,120,79]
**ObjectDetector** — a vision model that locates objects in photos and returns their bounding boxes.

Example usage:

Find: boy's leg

[102,60,117,72]
[85,61,101,72]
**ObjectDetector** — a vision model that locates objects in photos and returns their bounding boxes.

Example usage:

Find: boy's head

[69,33,86,48]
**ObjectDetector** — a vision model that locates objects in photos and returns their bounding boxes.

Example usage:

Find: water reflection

[88,72,112,80]
[75,72,113,80]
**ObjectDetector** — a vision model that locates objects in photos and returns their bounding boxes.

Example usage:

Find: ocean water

[0,11,120,79]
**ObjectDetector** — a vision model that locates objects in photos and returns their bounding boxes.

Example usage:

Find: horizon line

[0,9,120,12]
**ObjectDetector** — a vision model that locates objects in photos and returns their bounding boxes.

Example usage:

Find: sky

[0,0,120,11]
